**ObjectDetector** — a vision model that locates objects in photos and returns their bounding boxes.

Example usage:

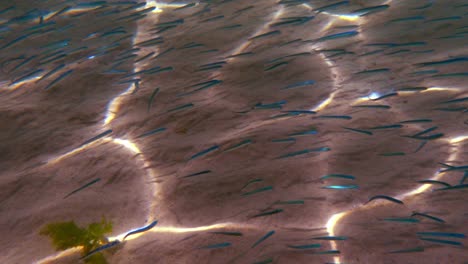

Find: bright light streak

[35,247,82,264]
[301,3,360,21]
[7,76,43,91]
[108,222,241,241]
[103,83,136,125]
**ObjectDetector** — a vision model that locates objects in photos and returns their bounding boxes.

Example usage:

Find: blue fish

[321,174,355,180]
[264,61,288,71]
[123,220,158,240]
[271,138,296,143]
[183,170,212,178]
[399,119,432,124]
[419,237,463,246]
[319,115,352,120]
[370,124,403,130]
[64,178,101,199]
[288,129,318,137]
[322,185,359,190]
[411,212,445,223]
[147,88,160,112]
[189,145,219,160]
[81,240,121,260]
[351,5,389,16]
[80,130,113,147]
[314,1,349,12]
[249,30,281,40]
[368,195,403,205]
[315,30,359,42]
[210,231,243,236]
[355,68,390,74]
[167,103,194,113]
[287,244,321,249]
[223,139,253,152]
[252,209,284,218]
[242,186,273,196]
[417,232,465,239]
[9,69,44,86]
[252,230,275,248]
[44,69,73,90]
[388,247,425,254]
[137,127,166,138]
[200,242,232,249]
[241,179,263,190]
[416,57,468,67]
[281,80,315,90]
[343,127,373,135]
[313,236,348,241]
[417,180,451,188]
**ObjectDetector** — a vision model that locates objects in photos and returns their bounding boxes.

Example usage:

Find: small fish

[379,152,405,156]
[234,5,254,15]
[272,138,296,143]
[351,5,389,16]
[287,244,321,249]
[417,232,466,239]
[388,16,425,23]
[411,212,445,223]
[417,180,451,188]
[281,80,315,90]
[264,61,288,71]
[399,119,432,124]
[288,129,318,137]
[64,178,101,199]
[282,110,316,115]
[174,2,196,11]
[313,236,347,241]
[428,16,462,23]
[314,1,349,12]
[9,69,43,86]
[343,127,373,135]
[460,171,468,185]
[241,179,263,190]
[416,57,468,67]
[226,52,254,59]
[319,115,352,120]
[277,149,311,159]
[388,247,425,254]
[322,185,359,190]
[252,230,275,248]
[370,124,403,130]
[137,127,166,138]
[419,237,463,246]
[321,174,355,180]
[210,231,243,236]
[201,15,224,23]
[355,68,390,75]
[224,139,253,152]
[354,104,391,109]
[440,97,468,104]
[183,170,212,178]
[249,30,281,40]
[44,69,73,90]
[81,240,121,260]
[123,220,158,240]
[368,195,404,205]
[315,30,359,42]
[372,92,398,101]
[406,133,444,140]
[242,186,273,196]
[189,145,219,160]
[414,141,428,153]
[252,209,284,218]
[382,218,420,223]
[167,103,194,113]
[200,242,232,249]
[436,184,468,191]
[147,87,160,112]
[80,130,113,147]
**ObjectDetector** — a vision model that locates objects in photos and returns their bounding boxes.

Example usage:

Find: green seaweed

[40,217,113,263]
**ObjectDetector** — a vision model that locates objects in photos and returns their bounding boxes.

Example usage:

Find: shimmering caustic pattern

[0,0,467,263]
